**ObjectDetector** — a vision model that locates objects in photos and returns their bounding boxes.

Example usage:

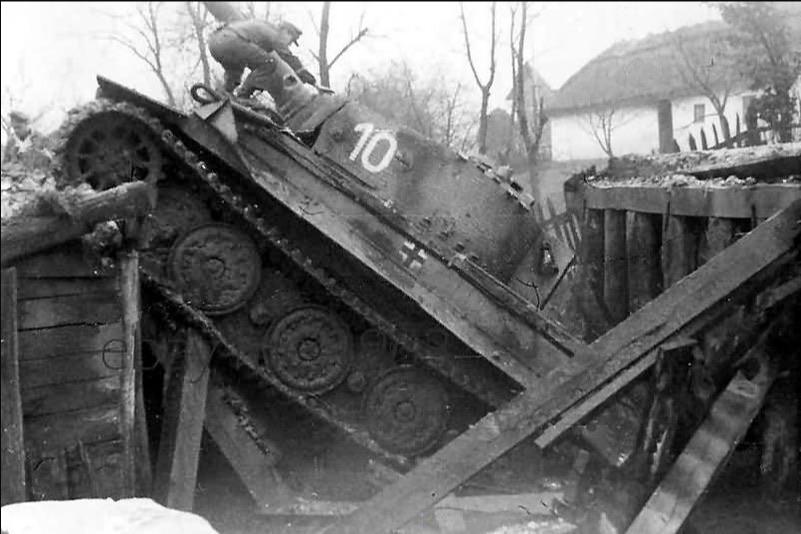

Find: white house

[547,21,759,161]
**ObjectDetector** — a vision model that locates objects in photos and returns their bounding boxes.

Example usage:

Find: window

[693,103,705,123]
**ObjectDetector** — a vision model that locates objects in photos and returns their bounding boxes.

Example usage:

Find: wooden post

[661,215,699,289]
[578,208,607,340]
[1,268,26,505]
[119,251,139,497]
[153,328,212,511]
[603,209,628,324]
[134,326,153,496]
[627,212,662,313]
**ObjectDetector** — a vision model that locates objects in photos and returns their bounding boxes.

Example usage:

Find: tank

[50,51,570,510]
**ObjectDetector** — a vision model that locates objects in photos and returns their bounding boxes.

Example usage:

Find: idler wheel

[264,307,354,394]
[168,223,262,315]
[364,366,450,456]
[63,111,162,189]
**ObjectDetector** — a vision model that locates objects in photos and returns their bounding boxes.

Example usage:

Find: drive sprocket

[62,109,163,189]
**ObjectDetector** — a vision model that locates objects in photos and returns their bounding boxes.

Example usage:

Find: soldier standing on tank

[207,17,317,98]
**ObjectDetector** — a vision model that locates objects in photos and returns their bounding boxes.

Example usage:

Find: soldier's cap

[8,110,30,123]
[279,21,302,45]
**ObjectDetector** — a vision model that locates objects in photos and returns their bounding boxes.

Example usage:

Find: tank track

[53,98,512,469]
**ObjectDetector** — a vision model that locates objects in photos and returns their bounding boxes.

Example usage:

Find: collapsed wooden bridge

[330,147,801,533]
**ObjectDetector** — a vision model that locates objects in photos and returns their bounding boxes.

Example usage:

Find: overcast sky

[0,1,720,137]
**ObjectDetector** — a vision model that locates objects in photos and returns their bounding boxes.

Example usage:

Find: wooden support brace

[204,377,291,513]
[153,328,211,511]
[119,251,139,497]
[627,212,662,314]
[1,268,26,505]
[329,200,800,534]
[625,334,777,534]
[603,209,628,324]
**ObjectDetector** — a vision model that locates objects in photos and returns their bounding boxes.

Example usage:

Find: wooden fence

[674,113,801,153]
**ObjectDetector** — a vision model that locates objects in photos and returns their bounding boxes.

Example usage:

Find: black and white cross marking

[399,240,427,271]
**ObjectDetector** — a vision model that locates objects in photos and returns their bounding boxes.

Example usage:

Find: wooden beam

[153,328,211,511]
[118,251,139,497]
[329,200,800,534]
[626,336,776,534]
[661,215,698,289]
[627,212,662,314]
[603,209,628,324]
[582,183,800,219]
[1,268,26,505]
[1,181,156,267]
[578,208,608,340]
[204,379,290,513]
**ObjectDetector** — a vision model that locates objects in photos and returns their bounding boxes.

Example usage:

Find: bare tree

[309,2,369,88]
[459,1,497,154]
[185,2,213,87]
[105,2,178,106]
[670,31,742,147]
[510,2,547,182]
[350,61,476,151]
[583,108,618,158]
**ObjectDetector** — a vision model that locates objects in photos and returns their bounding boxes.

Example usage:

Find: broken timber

[329,199,800,534]
[0,181,156,267]
[626,329,778,534]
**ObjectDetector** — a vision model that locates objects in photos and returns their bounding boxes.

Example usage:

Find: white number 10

[348,122,397,173]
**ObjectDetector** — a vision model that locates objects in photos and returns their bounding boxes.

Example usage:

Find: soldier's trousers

[208,27,276,97]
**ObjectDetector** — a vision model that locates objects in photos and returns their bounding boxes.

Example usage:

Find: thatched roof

[548,21,750,115]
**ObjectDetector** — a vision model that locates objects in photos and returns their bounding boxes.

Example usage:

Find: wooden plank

[78,439,125,500]
[14,245,114,278]
[19,351,123,389]
[603,209,628,324]
[21,376,121,417]
[578,209,607,340]
[661,215,698,289]
[626,343,775,534]
[118,251,139,497]
[24,405,120,455]
[627,212,662,314]
[1,268,26,505]
[583,183,801,219]
[154,328,211,511]
[17,277,119,300]
[330,200,800,534]
[27,449,68,501]
[205,379,290,512]
[18,293,121,330]
[18,323,124,360]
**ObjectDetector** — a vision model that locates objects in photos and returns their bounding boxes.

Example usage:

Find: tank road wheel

[364,366,450,456]
[264,307,354,394]
[64,111,162,189]
[168,224,262,315]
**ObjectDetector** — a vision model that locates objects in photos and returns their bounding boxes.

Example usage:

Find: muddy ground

[191,432,799,534]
